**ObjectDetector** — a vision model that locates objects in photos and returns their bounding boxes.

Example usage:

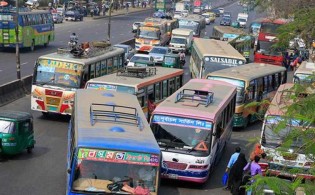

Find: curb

[92,8,153,20]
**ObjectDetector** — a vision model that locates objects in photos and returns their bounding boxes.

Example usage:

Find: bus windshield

[260,23,281,34]
[72,150,158,193]
[139,30,159,39]
[171,37,186,44]
[207,76,245,103]
[294,73,314,84]
[203,57,245,75]
[151,115,212,156]
[262,116,308,151]
[178,20,199,35]
[86,83,135,94]
[256,41,282,56]
[34,59,83,88]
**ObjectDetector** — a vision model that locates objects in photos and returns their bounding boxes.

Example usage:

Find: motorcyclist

[179,50,186,67]
[70,33,78,44]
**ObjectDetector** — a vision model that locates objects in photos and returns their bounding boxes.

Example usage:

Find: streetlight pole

[15,0,21,80]
[107,0,113,42]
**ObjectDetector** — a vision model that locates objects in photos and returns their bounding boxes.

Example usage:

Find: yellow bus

[190,38,246,79]
[293,61,315,84]
[212,26,254,62]
[207,63,287,128]
[85,66,184,118]
[31,44,125,116]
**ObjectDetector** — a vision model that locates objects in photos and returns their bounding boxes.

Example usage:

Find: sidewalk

[91,7,152,20]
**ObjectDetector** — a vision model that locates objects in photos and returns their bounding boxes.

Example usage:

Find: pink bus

[150,79,237,183]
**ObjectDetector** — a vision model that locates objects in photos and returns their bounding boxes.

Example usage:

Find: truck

[175,2,185,12]
[169,28,194,53]
[237,13,248,28]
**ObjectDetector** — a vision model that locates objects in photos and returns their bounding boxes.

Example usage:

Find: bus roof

[172,28,193,35]
[294,61,315,75]
[152,79,237,122]
[213,26,246,36]
[86,67,184,89]
[206,63,286,81]
[179,14,204,22]
[74,89,160,154]
[266,83,294,117]
[38,46,124,65]
[193,38,245,60]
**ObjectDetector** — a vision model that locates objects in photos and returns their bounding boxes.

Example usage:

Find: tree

[245,82,315,194]
[243,0,315,49]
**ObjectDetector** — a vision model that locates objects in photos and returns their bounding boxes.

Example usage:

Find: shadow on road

[0,146,50,162]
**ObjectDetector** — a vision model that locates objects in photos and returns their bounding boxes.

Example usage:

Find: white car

[132,22,143,33]
[173,11,182,19]
[127,54,154,67]
[181,10,189,17]
[218,7,224,14]
[149,46,171,63]
[202,13,211,25]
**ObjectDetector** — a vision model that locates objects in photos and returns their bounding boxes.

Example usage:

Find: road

[0,1,270,195]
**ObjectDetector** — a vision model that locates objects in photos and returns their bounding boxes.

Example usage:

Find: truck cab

[169,28,193,53]
[237,13,248,28]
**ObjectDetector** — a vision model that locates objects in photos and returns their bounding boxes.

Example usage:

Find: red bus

[254,18,287,66]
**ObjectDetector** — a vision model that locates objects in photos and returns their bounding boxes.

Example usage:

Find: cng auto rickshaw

[0,111,35,157]
[162,53,181,68]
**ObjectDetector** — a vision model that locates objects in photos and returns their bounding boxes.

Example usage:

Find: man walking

[223,146,241,191]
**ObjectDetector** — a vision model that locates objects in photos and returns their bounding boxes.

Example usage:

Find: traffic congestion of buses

[0,0,314,195]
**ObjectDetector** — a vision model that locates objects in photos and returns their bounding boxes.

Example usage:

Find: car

[114,44,135,60]
[201,13,211,25]
[212,9,221,17]
[173,11,182,19]
[237,18,247,28]
[65,10,83,21]
[52,13,63,23]
[132,22,143,33]
[149,46,172,63]
[56,7,65,17]
[217,7,224,14]
[181,10,189,17]
[127,54,154,67]
[220,16,231,26]
[223,11,231,18]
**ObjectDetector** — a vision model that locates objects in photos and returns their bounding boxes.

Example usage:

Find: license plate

[168,174,178,179]
[48,106,58,111]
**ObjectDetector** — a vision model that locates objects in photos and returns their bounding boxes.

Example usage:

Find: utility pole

[107,0,113,42]
[15,0,21,80]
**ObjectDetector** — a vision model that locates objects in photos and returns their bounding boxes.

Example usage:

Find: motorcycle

[68,40,78,49]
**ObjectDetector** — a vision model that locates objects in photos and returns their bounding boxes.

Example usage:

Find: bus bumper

[161,168,209,183]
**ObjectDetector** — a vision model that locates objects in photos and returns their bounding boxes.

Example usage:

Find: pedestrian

[126,2,129,14]
[242,155,262,195]
[223,146,241,191]
[229,153,248,195]
[249,143,264,161]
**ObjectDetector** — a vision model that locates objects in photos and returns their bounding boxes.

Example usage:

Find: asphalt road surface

[0,1,273,195]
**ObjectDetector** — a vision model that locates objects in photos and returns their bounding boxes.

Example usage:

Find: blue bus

[66,89,161,195]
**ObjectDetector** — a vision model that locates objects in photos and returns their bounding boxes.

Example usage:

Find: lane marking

[21,62,28,66]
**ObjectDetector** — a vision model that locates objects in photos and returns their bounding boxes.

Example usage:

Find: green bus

[155,0,172,12]
[0,8,54,51]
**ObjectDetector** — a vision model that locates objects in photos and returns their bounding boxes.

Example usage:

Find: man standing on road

[223,146,241,191]
[126,3,129,14]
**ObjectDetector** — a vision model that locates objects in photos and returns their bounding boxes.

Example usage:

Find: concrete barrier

[22,75,33,94]
[120,38,135,48]
[0,79,25,107]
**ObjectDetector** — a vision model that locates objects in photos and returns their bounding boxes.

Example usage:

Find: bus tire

[30,40,35,51]
[44,36,50,47]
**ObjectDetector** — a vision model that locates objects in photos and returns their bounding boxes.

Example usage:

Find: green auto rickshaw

[162,53,181,68]
[0,111,35,156]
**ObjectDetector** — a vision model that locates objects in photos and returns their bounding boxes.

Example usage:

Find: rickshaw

[162,53,181,68]
[0,111,35,157]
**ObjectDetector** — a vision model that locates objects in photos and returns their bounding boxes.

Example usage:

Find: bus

[178,14,206,37]
[150,79,237,183]
[260,83,315,180]
[207,63,287,128]
[85,66,184,118]
[67,89,161,194]
[190,38,246,78]
[293,61,315,84]
[155,0,172,12]
[254,18,287,66]
[0,9,54,51]
[31,44,125,115]
[212,26,254,62]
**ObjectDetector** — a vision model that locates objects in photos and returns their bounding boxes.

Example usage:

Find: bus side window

[168,78,175,95]
[162,80,168,99]
[137,96,144,107]
[89,63,95,79]
[154,83,161,101]
[95,62,101,77]
[101,60,107,75]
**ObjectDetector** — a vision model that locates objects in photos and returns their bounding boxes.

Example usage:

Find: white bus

[190,38,246,78]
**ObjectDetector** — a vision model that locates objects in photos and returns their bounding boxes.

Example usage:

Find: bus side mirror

[67,168,71,174]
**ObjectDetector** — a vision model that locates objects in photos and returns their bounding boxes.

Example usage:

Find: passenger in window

[147,94,156,120]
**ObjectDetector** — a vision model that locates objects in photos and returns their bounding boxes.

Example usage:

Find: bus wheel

[44,37,50,47]
[30,40,35,51]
